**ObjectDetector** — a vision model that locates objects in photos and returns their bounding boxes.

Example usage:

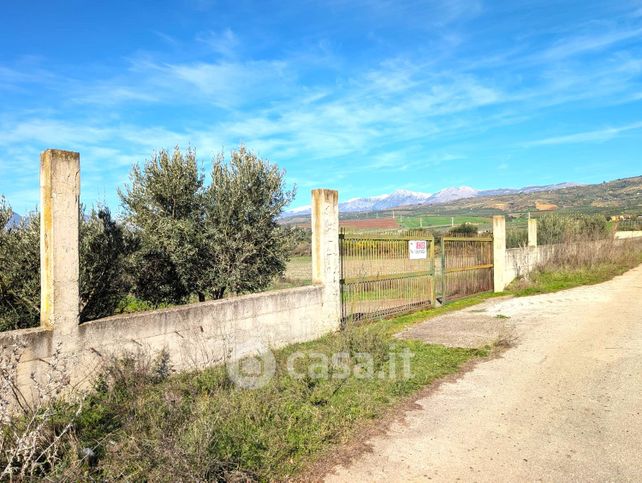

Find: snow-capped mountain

[478,182,579,197]
[428,186,479,204]
[343,189,434,212]
[283,182,581,216]
[5,212,22,228]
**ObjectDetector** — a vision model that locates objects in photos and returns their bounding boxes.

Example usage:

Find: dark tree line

[0,146,296,331]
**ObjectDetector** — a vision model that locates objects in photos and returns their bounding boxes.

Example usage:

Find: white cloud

[541,28,642,61]
[196,28,240,58]
[2,6,642,211]
[524,122,642,146]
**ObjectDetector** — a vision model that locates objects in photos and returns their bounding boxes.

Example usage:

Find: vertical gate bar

[430,238,436,306]
[441,236,446,305]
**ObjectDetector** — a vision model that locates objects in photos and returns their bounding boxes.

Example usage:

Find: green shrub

[0,204,136,330]
[506,228,528,248]
[537,213,610,245]
[448,223,477,236]
[0,200,40,331]
[120,145,296,304]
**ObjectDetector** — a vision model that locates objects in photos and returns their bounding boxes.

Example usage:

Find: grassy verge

[508,261,642,296]
[2,296,495,481]
[508,241,642,296]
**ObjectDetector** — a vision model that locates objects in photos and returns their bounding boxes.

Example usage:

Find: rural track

[325,265,642,482]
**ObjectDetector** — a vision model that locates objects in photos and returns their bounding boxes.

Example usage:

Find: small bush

[289,227,312,257]
[1,319,485,481]
[506,228,528,248]
[0,344,85,481]
[537,213,610,245]
[448,223,477,236]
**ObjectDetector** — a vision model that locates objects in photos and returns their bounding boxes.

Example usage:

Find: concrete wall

[1,149,341,402]
[615,231,642,240]
[0,285,331,395]
[504,245,548,286]
[504,238,642,286]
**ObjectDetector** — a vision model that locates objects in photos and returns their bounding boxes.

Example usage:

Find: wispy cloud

[1,0,642,212]
[196,28,240,58]
[524,121,642,146]
[540,28,642,61]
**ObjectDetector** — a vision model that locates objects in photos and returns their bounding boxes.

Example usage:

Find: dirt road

[326,266,642,482]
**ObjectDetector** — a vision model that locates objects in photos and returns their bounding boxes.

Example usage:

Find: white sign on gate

[408,240,428,259]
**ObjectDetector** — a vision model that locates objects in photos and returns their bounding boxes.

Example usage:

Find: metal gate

[339,228,436,324]
[439,236,494,303]
[339,230,493,324]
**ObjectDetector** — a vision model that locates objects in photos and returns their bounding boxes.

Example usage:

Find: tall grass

[509,238,642,295]
[1,316,489,481]
[537,213,611,245]
[506,228,528,249]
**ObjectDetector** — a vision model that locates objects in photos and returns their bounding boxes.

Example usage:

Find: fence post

[311,189,341,329]
[40,149,80,335]
[528,218,538,247]
[492,215,506,292]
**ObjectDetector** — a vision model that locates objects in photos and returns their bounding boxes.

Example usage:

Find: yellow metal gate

[439,236,494,303]
[339,229,436,324]
[339,230,494,323]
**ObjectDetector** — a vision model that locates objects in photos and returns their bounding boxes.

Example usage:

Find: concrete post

[40,150,80,335]
[311,189,340,329]
[528,218,538,247]
[493,215,506,293]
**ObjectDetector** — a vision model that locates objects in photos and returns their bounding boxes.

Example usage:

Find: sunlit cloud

[1,0,642,212]
[524,122,642,146]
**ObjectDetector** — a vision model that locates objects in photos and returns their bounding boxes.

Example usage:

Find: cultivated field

[399,215,491,230]
[283,256,312,282]
[340,217,399,230]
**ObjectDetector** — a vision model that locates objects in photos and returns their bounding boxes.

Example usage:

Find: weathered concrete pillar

[311,189,340,330]
[40,150,80,335]
[528,218,538,247]
[493,215,506,293]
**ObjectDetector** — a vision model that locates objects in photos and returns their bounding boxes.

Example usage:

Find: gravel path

[325,265,642,482]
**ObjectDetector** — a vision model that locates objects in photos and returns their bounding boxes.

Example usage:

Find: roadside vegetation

[1,303,491,481]
[536,213,611,245]
[509,239,642,295]
[508,213,642,295]
[447,222,479,236]
[0,146,297,331]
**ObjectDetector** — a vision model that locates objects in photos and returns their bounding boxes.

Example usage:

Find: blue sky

[1,0,642,213]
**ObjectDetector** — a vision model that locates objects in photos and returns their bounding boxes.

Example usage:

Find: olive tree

[79,208,138,322]
[537,213,610,245]
[119,147,206,304]
[0,199,136,331]
[120,145,296,304]
[0,199,40,331]
[202,146,296,298]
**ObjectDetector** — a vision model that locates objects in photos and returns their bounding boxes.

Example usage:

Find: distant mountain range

[6,213,22,228]
[284,182,580,216]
